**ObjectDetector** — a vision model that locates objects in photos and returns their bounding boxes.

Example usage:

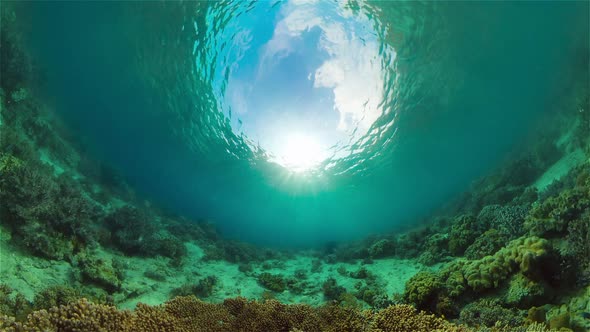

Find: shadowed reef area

[1,1,589,332]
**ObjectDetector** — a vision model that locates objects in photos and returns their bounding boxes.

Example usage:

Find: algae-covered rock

[349,267,374,280]
[75,253,121,292]
[368,238,396,258]
[448,214,480,256]
[171,276,218,298]
[193,276,217,298]
[321,277,346,302]
[257,273,286,293]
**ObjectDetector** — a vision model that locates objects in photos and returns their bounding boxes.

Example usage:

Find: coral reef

[403,235,558,318]
[0,2,588,332]
[1,297,473,332]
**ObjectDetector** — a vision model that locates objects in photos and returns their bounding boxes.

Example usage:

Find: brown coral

[372,304,468,332]
[1,297,473,332]
[6,298,133,332]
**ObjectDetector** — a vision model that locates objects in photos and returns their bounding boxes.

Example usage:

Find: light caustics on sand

[204,0,396,174]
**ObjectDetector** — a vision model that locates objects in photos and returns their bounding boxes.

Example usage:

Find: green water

[21,0,589,247]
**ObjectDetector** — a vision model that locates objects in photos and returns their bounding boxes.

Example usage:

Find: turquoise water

[23,1,588,247]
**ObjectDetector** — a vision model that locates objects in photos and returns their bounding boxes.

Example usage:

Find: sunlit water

[202,0,396,173]
[23,1,589,246]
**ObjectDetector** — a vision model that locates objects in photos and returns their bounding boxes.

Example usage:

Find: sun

[277,133,328,172]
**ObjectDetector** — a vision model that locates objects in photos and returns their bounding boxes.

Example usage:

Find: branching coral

[15,291,567,332]
[5,298,134,332]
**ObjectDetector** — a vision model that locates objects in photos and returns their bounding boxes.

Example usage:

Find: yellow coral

[372,304,469,332]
